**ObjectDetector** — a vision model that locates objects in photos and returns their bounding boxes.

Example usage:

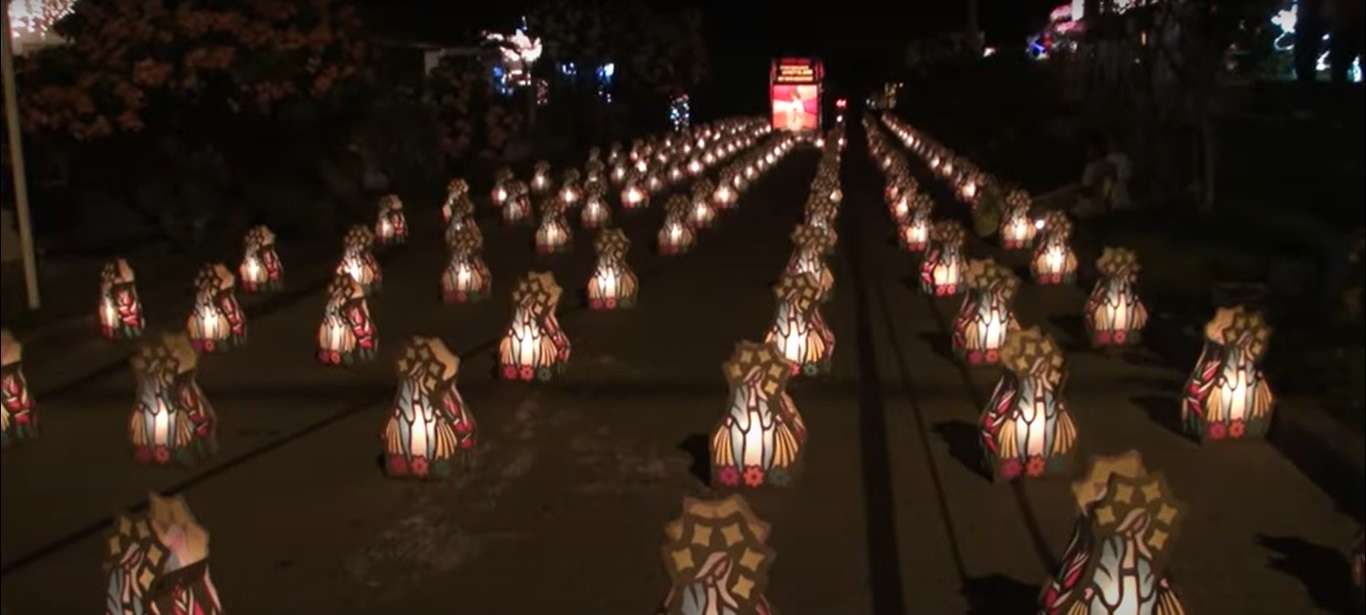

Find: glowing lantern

[646,171,666,194]
[658,196,697,255]
[687,157,704,177]
[952,260,1020,366]
[919,222,966,296]
[317,274,378,366]
[786,225,836,302]
[503,180,532,224]
[621,177,649,210]
[1182,307,1274,442]
[887,177,917,222]
[382,337,477,479]
[558,178,582,207]
[498,272,571,381]
[658,495,777,615]
[1031,211,1078,285]
[186,264,245,353]
[958,171,984,204]
[1085,248,1148,348]
[531,161,553,195]
[580,185,612,229]
[1039,451,1188,615]
[587,228,639,310]
[442,225,492,304]
[337,225,382,295]
[765,272,835,377]
[713,176,738,210]
[535,198,573,254]
[442,189,482,252]
[1,329,37,448]
[98,258,145,340]
[667,163,686,185]
[238,225,283,294]
[689,179,717,229]
[611,162,629,186]
[710,340,807,488]
[374,194,408,247]
[491,168,514,207]
[442,178,472,223]
[104,493,224,614]
[978,327,1078,480]
[1000,189,1037,250]
[129,333,218,465]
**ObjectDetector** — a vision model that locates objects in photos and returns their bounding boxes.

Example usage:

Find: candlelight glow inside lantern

[186,264,245,353]
[1182,307,1274,442]
[621,178,649,210]
[920,222,966,296]
[952,260,1020,366]
[587,229,638,310]
[498,272,571,381]
[659,196,697,255]
[787,225,836,302]
[1039,451,1188,615]
[765,272,835,377]
[337,225,383,295]
[1000,190,1037,250]
[559,179,582,207]
[581,186,612,229]
[535,198,573,254]
[238,225,283,293]
[503,180,532,224]
[129,333,218,465]
[491,168,514,207]
[442,225,492,304]
[1031,211,1078,285]
[979,327,1077,480]
[318,274,378,366]
[531,161,552,195]
[658,495,777,615]
[382,337,477,479]
[710,341,807,488]
[690,180,717,229]
[713,180,738,210]
[1,329,37,448]
[374,194,408,247]
[1085,248,1149,347]
[104,493,224,615]
[98,258,145,340]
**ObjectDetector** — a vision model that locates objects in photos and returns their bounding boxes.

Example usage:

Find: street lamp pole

[1,0,41,310]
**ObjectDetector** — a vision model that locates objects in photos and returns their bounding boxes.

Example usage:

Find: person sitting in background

[1104,136,1135,211]
[1073,138,1113,219]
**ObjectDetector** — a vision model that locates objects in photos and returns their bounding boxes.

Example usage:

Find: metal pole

[1,0,41,310]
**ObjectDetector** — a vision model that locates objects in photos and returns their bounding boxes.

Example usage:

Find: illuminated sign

[771,58,823,132]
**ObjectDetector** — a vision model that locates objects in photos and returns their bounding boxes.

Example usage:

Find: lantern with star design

[710,341,807,489]
[535,197,573,255]
[531,160,553,195]
[920,222,967,297]
[442,186,482,252]
[104,493,224,615]
[498,272,571,381]
[1182,307,1274,442]
[580,184,612,229]
[1038,451,1188,615]
[442,225,492,304]
[317,274,378,366]
[785,224,836,302]
[659,196,697,255]
[503,180,532,225]
[1031,211,1078,285]
[337,225,382,295]
[1,329,37,448]
[657,495,777,615]
[98,258,145,340]
[382,336,477,479]
[186,264,245,353]
[374,194,408,247]
[588,229,639,310]
[442,178,473,224]
[953,259,1020,366]
[765,272,835,377]
[979,327,1078,480]
[129,333,218,465]
[1085,248,1148,348]
[1000,190,1037,250]
[238,225,283,294]
[491,168,514,207]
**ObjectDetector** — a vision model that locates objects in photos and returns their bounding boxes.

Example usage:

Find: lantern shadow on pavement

[1258,534,1357,615]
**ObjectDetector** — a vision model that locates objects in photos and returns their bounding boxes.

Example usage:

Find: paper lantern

[920,222,966,297]
[442,178,472,223]
[587,229,639,310]
[958,171,986,205]
[952,260,1020,366]
[238,225,283,294]
[442,195,482,253]
[498,272,571,381]
[337,225,383,295]
[317,274,378,366]
[667,163,686,185]
[765,272,835,377]
[979,327,1077,480]
[129,333,218,465]
[374,194,408,247]
[887,177,917,222]
[1085,248,1148,347]
[104,493,224,614]
[621,177,649,210]
[186,264,245,353]
[382,337,477,479]
[1000,189,1037,250]
[657,495,777,615]
[646,171,666,194]
[1039,451,1188,615]
[658,196,698,255]
[786,225,836,302]
[558,179,582,208]
[1,329,37,448]
[710,340,807,488]
[689,179,717,229]
[98,258,145,340]
[580,185,612,229]
[713,174,739,209]
[501,180,532,225]
[534,198,573,255]
[1182,307,1274,442]
[531,161,553,195]
[441,227,492,305]
[1031,211,1078,285]
[491,168,514,207]
[898,194,934,253]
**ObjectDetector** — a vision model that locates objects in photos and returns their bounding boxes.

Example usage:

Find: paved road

[1,123,1358,614]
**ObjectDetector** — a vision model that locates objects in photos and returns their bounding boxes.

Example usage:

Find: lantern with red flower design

[1085,248,1149,348]
[952,260,1020,366]
[337,225,383,295]
[1031,211,1078,285]
[580,184,612,229]
[317,274,378,366]
[1182,307,1273,442]
[129,333,218,465]
[104,493,224,615]
[98,258,145,340]
[979,327,1078,481]
[658,196,697,255]
[587,229,638,310]
[382,337,477,479]
[920,221,966,297]
[238,225,283,294]
[442,225,492,304]
[785,224,836,303]
[898,193,935,253]
[498,272,571,381]
[534,197,573,255]
[186,264,245,353]
[690,179,717,229]
[1,330,38,448]
[374,194,408,247]
[1038,451,1188,615]
[710,341,806,490]
[531,161,553,195]
[999,190,1037,250]
[503,180,532,225]
[765,272,835,377]
[658,495,778,615]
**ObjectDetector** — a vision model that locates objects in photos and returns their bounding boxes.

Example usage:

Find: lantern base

[987,450,1076,482]
[1089,329,1142,348]
[1186,415,1271,443]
